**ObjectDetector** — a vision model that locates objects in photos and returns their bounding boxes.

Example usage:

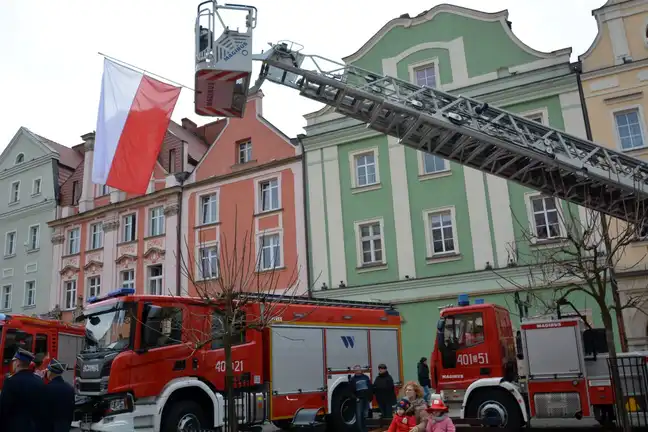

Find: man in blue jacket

[42,358,76,432]
[349,364,373,432]
[0,348,46,432]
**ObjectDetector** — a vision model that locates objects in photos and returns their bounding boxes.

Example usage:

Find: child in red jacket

[388,398,417,432]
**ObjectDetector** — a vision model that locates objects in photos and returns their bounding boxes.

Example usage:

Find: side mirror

[142,305,163,348]
[436,319,445,349]
[515,331,524,360]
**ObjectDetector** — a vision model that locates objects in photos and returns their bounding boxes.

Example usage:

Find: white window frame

[256,176,281,213]
[31,177,42,196]
[24,280,36,307]
[95,184,109,197]
[408,58,440,89]
[67,228,80,255]
[524,192,567,244]
[122,213,137,242]
[9,181,20,204]
[1,284,11,310]
[149,206,165,236]
[423,206,460,258]
[198,243,219,280]
[148,264,164,295]
[89,222,103,250]
[87,276,101,299]
[27,224,40,251]
[417,151,451,179]
[238,140,252,164]
[353,218,386,268]
[199,192,219,225]
[612,105,648,152]
[521,108,549,126]
[4,230,17,257]
[120,269,135,289]
[349,148,381,190]
[256,231,283,271]
[63,280,77,310]
[14,153,24,165]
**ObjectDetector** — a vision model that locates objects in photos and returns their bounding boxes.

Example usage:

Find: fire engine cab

[0,313,84,389]
[431,294,648,428]
[73,288,402,432]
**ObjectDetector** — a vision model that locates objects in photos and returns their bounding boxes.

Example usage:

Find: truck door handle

[286,396,298,401]
[173,360,186,371]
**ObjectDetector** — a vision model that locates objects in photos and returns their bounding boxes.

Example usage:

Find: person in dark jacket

[42,358,76,432]
[0,348,46,432]
[417,357,431,402]
[349,364,373,432]
[373,363,397,419]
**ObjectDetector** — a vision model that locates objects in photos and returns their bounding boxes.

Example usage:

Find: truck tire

[465,388,523,428]
[272,419,292,430]
[329,386,356,432]
[162,400,207,432]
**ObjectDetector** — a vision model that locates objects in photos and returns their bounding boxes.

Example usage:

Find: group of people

[348,361,455,432]
[0,348,76,432]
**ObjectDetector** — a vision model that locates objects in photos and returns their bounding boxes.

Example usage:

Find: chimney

[181,118,197,133]
[247,89,265,117]
[78,132,96,213]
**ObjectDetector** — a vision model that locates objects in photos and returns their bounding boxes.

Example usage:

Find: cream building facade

[580,0,648,350]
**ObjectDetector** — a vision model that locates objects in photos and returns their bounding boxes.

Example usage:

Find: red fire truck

[431,294,648,428]
[73,288,403,432]
[0,313,85,389]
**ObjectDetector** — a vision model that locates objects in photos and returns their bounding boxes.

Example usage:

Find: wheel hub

[478,401,508,427]
[177,413,201,431]
[340,398,356,425]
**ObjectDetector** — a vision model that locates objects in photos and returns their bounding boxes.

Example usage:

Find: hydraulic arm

[253,42,648,225]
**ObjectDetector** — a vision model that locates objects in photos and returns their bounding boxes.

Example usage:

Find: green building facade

[302,5,616,382]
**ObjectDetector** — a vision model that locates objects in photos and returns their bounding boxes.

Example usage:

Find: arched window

[14,153,24,164]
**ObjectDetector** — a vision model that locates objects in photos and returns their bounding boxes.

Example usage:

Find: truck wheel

[272,419,292,430]
[465,388,523,428]
[162,400,207,432]
[329,386,356,432]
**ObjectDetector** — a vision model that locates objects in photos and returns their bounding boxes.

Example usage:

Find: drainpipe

[297,134,313,299]
[573,61,628,352]
[175,141,188,297]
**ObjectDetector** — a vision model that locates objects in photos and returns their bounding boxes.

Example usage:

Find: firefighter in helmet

[0,348,47,432]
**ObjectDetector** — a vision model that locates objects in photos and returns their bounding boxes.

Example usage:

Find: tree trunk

[601,309,630,431]
[224,324,237,432]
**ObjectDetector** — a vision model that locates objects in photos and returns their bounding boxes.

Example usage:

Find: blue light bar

[474,298,484,305]
[457,294,470,307]
[0,313,7,321]
[87,287,135,304]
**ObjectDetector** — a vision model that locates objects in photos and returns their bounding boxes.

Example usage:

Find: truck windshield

[82,302,135,352]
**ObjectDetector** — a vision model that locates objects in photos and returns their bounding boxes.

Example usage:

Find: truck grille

[77,378,108,395]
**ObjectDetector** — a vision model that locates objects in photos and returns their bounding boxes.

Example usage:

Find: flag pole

[98,52,196,92]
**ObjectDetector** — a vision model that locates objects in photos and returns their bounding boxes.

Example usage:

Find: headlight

[103,393,133,416]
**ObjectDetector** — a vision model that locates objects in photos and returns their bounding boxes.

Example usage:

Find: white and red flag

[92,58,181,194]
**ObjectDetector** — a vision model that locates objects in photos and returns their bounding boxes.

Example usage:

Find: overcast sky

[0,0,606,151]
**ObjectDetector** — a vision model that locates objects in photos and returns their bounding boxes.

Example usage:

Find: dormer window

[14,153,24,165]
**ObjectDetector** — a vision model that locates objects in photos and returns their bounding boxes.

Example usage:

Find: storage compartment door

[57,333,84,384]
[325,329,369,372]
[271,326,324,394]
[524,325,583,377]
[370,329,401,384]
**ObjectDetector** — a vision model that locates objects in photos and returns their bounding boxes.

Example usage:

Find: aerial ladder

[194,2,648,225]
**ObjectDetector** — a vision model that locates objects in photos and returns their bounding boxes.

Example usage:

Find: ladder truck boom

[252,42,648,225]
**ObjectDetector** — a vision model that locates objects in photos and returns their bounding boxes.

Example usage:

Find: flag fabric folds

[92,58,181,194]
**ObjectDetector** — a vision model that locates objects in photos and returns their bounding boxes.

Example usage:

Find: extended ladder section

[253,43,648,225]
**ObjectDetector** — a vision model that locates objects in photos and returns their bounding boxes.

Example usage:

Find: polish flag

[92,58,181,194]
